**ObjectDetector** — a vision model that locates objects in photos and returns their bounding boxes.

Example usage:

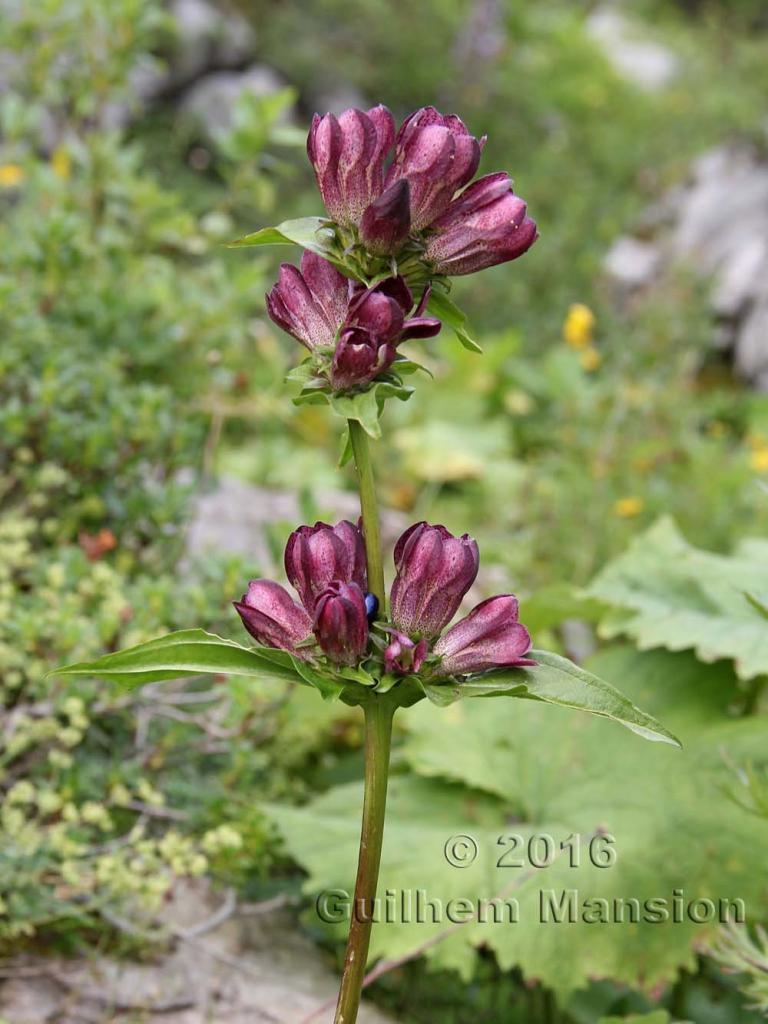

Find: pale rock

[711,235,767,319]
[0,976,61,1024]
[735,294,768,384]
[669,145,768,384]
[180,65,288,142]
[312,85,369,117]
[607,142,768,388]
[670,146,768,274]
[0,880,396,1024]
[604,236,661,289]
[170,0,257,81]
[185,477,407,572]
[586,7,679,92]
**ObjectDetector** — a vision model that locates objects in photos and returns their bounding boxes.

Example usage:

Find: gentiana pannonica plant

[54,103,680,1024]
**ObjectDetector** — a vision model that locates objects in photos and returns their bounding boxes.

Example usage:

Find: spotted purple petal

[390,522,479,638]
[433,594,534,675]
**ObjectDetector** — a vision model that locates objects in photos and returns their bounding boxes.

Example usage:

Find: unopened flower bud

[307,105,395,226]
[234,580,313,656]
[330,277,440,392]
[385,106,484,230]
[360,179,411,256]
[384,631,428,675]
[266,251,349,350]
[433,595,534,675]
[284,520,366,615]
[313,581,369,666]
[425,172,538,276]
[330,327,397,392]
[390,522,479,638]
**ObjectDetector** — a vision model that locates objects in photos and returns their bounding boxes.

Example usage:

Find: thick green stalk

[333,418,392,1022]
[333,694,395,1024]
[348,419,386,609]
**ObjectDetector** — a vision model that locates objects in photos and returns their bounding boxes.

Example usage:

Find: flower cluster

[307,105,538,275]
[267,252,440,392]
[235,520,533,682]
[241,102,538,692]
[265,104,538,396]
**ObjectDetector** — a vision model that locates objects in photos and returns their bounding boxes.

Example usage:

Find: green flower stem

[334,692,396,1024]
[348,418,386,609]
[335,418,392,1022]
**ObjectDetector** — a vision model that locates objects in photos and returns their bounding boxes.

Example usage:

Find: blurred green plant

[0,0,317,953]
[0,516,258,947]
[586,517,768,693]
[2,0,768,1019]
[710,924,768,1016]
[267,645,767,1003]
[0,134,277,559]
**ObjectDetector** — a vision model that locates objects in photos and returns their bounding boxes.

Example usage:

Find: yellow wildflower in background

[51,146,72,179]
[579,346,602,372]
[614,496,644,518]
[750,447,768,473]
[563,303,596,349]
[707,420,727,439]
[0,164,24,188]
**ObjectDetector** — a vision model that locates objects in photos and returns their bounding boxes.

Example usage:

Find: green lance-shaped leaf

[228,216,341,261]
[423,649,681,747]
[426,288,482,353]
[48,628,342,697]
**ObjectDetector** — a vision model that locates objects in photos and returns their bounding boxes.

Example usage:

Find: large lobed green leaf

[49,628,343,699]
[586,517,768,680]
[267,647,768,998]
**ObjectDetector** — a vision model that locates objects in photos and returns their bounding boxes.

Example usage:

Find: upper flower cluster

[308,104,538,276]
[265,104,538,398]
[235,520,533,683]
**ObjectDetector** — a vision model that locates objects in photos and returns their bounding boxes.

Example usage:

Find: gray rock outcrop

[604,143,768,389]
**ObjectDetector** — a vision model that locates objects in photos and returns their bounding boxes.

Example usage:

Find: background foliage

[1,0,767,1020]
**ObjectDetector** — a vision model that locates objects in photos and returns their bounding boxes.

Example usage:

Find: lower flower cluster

[234,520,533,685]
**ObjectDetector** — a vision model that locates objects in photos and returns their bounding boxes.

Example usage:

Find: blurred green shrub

[0,135,272,559]
[0,0,312,952]
[2,0,768,1006]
